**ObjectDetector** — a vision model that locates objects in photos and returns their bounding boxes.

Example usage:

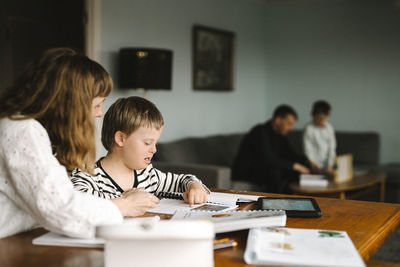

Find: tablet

[256,197,322,218]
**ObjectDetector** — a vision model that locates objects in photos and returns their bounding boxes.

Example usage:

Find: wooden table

[290,170,386,201]
[1,189,399,267]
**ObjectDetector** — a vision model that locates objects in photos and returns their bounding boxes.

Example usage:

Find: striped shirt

[70,159,205,199]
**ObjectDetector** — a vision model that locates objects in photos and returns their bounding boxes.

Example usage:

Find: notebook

[32,217,160,248]
[33,232,105,248]
[244,227,365,267]
[171,209,286,233]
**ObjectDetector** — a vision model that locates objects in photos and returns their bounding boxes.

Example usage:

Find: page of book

[208,192,261,204]
[147,198,237,215]
[244,227,365,267]
[148,191,263,215]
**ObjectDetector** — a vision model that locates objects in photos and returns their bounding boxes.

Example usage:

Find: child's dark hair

[101,96,164,151]
[273,104,298,120]
[312,100,331,116]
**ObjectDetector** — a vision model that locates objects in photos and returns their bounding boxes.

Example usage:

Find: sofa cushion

[154,133,244,167]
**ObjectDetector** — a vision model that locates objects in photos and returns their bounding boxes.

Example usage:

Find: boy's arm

[327,125,337,167]
[70,169,119,200]
[149,165,209,194]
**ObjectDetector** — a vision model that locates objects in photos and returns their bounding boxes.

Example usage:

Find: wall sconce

[118,48,173,92]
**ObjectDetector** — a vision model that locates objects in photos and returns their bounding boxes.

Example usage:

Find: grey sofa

[382,163,400,203]
[153,133,243,189]
[153,129,381,191]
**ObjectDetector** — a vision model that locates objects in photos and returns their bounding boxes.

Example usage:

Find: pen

[213,238,238,250]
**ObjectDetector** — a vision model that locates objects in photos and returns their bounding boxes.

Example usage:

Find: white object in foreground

[97,220,214,267]
[244,227,365,267]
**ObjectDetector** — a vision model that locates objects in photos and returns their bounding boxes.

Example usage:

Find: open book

[171,210,286,233]
[244,227,365,267]
[148,191,261,215]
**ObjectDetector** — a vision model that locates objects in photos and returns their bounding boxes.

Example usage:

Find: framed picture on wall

[192,25,235,91]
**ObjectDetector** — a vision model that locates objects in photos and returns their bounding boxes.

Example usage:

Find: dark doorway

[0,0,85,90]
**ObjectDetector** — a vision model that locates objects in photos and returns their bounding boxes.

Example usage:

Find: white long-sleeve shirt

[0,118,123,239]
[303,121,337,168]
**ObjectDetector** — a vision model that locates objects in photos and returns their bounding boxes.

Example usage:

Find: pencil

[213,239,238,250]
[213,238,231,244]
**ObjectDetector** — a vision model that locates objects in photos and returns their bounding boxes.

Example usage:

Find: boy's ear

[114,131,125,147]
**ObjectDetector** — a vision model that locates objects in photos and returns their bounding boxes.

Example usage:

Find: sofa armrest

[152,161,231,189]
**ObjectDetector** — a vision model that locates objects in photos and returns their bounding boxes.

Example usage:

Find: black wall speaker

[119,48,173,90]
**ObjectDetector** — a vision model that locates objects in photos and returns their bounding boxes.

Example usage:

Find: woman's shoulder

[0,118,49,145]
[0,117,45,132]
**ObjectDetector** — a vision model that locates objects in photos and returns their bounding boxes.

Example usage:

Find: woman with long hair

[0,48,159,239]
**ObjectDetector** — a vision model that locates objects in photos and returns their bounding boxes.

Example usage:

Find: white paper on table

[244,227,365,267]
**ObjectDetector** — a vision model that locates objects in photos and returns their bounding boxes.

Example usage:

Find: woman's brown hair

[0,47,113,173]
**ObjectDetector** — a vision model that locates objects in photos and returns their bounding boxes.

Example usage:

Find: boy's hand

[326,166,334,176]
[183,182,209,207]
[112,188,160,217]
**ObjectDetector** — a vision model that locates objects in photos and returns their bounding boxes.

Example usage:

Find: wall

[99,0,400,163]
[98,0,270,156]
[263,0,400,163]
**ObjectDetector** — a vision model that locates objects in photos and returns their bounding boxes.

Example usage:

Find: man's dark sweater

[232,120,309,193]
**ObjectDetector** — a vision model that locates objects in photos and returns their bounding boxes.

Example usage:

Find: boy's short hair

[312,100,331,116]
[273,104,298,120]
[101,96,164,151]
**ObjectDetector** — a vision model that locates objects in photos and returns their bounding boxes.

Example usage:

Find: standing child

[71,96,209,206]
[303,100,337,175]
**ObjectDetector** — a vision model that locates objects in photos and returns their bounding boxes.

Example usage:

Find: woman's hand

[183,182,209,206]
[293,162,311,174]
[111,188,159,217]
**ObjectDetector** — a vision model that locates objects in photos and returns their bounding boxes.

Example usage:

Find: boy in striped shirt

[71,96,209,206]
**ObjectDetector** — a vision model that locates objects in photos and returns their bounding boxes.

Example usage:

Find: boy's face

[313,113,329,128]
[119,126,163,170]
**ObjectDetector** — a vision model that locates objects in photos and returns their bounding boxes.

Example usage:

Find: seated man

[232,104,316,193]
[303,100,336,175]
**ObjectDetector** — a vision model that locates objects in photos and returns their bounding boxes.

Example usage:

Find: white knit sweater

[0,118,123,239]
